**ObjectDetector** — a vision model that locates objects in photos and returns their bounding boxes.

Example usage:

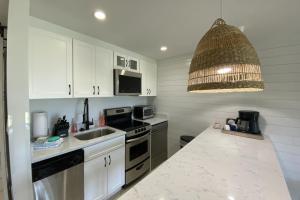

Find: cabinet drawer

[126,158,150,185]
[84,136,125,161]
[152,121,168,132]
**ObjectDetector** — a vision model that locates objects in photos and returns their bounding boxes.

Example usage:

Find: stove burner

[109,120,149,132]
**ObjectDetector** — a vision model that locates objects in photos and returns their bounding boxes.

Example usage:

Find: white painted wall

[30,97,153,135]
[6,0,33,199]
[0,29,6,200]
[155,45,300,200]
[0,3,7,198]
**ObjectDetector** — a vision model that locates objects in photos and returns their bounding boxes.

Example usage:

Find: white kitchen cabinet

[114,52,127,69]
[114,52,139,72]
[107,147,125,195]
[140,59,157,96]
[73,40,114,98]
[127,56,139,72]
[95,46,114,97]
[29,28,73,99]
[84,153,107,200]
[84,136,125,200]
[73,39,96,97]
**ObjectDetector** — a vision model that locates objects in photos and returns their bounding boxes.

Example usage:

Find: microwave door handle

[126,134,149,143]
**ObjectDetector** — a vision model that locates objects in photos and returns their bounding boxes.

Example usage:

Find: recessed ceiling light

[94,10,106,20]
[160,46,167,52]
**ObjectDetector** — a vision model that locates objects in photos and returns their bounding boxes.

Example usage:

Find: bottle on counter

[71,118,78,134]
[99,112,106,127]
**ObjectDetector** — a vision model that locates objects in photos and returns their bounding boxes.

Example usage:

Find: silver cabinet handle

[149,89,151,94]
[93,86,95,95]
[109,155,111,165]
[68,84,71,95]
[97,86,100,95]
[104,157,107,167]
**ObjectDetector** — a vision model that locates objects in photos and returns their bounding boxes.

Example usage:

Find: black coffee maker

[236,110,261,134]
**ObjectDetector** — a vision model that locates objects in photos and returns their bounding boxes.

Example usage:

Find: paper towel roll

[33,112,48,138]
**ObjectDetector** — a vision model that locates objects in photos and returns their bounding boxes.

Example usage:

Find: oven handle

[126,134,149,143]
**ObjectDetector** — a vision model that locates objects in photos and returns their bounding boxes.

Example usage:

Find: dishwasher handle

[32,149,84,182]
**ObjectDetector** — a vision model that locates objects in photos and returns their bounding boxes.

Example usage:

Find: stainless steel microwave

[114,69,142,96]
[133,105,154,120]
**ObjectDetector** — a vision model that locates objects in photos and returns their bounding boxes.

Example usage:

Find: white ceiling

[0,0,8,25]
[30,0,300,60]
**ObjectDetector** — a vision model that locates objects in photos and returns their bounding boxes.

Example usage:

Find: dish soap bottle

[71,118,78,134]
[99,112,106,127]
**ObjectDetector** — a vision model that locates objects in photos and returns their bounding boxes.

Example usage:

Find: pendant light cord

[220,0,223,19]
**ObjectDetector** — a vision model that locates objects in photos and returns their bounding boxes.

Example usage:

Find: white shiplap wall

[155,45,300,200]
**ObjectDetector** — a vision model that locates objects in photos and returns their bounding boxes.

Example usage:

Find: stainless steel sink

[75,128,115,140]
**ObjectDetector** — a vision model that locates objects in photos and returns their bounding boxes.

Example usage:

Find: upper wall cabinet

[95,46,114,97]
[29,28,73,99]
[140,59,157,96]
[73,40,96,97]
[29,25,154,99]
[114,52,139,72]
[73,39,114,97]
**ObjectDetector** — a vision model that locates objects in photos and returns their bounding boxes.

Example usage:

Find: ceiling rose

[187,18,264,93]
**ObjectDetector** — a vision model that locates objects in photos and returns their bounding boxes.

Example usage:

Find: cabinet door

[95,46,114,97]
[151,122,168,170]
[84,154,108,200]
[114,52,127,69]
[147,62,157,96]
[73,40,96,97]
[29,28,72,99]
[107,147,125,195]
[127,57,139,72]
[139,59,149,96]
[139,60,157,96]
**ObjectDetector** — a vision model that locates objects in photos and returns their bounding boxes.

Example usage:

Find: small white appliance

[32,112,48,138]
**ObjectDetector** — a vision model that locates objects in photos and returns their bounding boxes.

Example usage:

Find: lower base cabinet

[84,136,125,200]
[84,153,108,200]
[151,122,168,170]
[107,147,125,195]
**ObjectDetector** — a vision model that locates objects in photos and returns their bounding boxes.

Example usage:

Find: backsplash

[30,97,155,135]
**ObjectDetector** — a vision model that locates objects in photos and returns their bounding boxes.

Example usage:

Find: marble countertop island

[119,127,291,200]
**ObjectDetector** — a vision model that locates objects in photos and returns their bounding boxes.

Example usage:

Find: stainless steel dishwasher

[32,149,84,200]
[151,121,168,170]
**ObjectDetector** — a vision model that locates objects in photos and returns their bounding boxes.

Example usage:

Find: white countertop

[118,127,291,200]
[135,116,168,126]
[31,126,126,163]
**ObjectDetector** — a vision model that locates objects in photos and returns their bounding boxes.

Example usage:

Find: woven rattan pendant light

[187,7,264,93]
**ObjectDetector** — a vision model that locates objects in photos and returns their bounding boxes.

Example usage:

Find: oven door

[125,132,150,170]
[114,69,142,96]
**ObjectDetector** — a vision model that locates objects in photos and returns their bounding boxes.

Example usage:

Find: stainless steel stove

[104,107,151,185]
